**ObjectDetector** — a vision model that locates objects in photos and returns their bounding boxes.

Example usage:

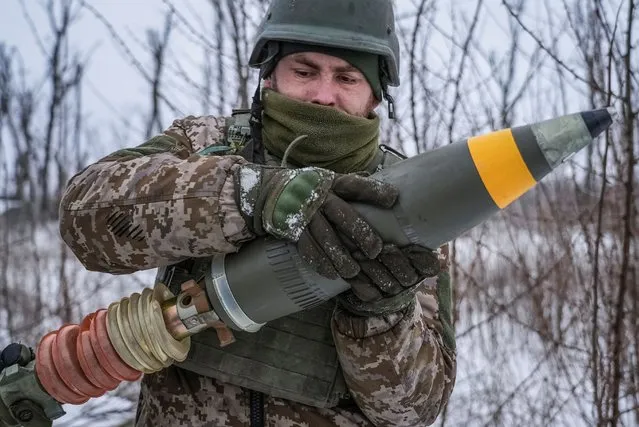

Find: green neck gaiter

[261,89,379,174]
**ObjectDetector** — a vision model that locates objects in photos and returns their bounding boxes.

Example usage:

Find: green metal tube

[205,108,616,331]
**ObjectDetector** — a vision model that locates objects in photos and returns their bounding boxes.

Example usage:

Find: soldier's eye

[338,74,358,84]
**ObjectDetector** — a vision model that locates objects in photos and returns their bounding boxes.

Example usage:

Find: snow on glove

[337,243,441,316]
[234,164,399,280]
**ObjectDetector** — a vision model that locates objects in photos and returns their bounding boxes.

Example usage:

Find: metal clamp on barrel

[205,254,265,333]
[174,280,223,337]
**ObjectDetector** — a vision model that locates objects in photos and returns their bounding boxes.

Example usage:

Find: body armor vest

[155,110,406,408]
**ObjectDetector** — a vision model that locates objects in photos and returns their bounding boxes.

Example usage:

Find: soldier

[58,0,456,426]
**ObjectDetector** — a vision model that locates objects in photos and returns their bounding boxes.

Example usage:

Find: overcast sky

[2,1,183,138]
[1,0,599,160]
[1,1,521,142]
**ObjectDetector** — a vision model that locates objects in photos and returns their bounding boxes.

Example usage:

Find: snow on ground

[1,219,153,426]
[446,210,635,427]
[1,211,634,426]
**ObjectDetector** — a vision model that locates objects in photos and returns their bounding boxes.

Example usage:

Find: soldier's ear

[263,78,273,89]
[369,96,381,112]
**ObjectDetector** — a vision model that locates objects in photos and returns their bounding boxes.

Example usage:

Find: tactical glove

[235,164,399,280]
[0,343,33,370]
[337,243,441,316]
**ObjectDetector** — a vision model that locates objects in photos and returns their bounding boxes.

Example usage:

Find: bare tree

[2,1,636,425]
[145,12,174,139]
[85,1,639,425]
[38,1,85,219]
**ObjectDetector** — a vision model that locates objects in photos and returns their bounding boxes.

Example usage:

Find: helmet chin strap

[248,82,266,165]
[245,42,283,165]
[380,66,396,120]
[383,89,396,120]
[257,42,281,80]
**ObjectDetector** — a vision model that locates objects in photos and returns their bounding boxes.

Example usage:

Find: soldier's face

[265,52,379,117]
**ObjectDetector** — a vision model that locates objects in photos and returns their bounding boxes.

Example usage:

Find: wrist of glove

[236,164,334,240]
[0,343,34,371]
[235,164,399,280]
[337,244,441,316]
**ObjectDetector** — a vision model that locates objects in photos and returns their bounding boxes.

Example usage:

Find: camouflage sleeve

[59,115,254,274]
[331,244,456,427]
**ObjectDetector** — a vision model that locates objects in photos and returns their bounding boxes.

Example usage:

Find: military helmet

[249,0,400,87]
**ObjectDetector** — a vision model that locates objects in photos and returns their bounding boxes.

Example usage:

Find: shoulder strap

[227,109,253,158]
[196,109,254,158]
[226,108,268,165]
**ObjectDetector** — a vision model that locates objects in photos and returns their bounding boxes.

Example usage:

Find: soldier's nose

[310,81,337,107]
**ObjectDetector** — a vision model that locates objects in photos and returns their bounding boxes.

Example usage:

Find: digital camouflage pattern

[135,365,373,426]
[59,115,456,426]
[332,246,456,426]
[59,116,254,274]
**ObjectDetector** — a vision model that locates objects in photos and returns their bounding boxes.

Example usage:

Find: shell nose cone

[581,107,616,138]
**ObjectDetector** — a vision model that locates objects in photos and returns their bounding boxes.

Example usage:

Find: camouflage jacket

[59,115,457,426]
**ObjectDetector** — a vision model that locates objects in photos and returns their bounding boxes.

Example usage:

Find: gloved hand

[0,343,44,427]
[337,243,441,316]
[0,343,33,371]
[235,164,399,280]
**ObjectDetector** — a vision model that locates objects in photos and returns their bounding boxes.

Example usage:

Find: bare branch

[79,0,184,116]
